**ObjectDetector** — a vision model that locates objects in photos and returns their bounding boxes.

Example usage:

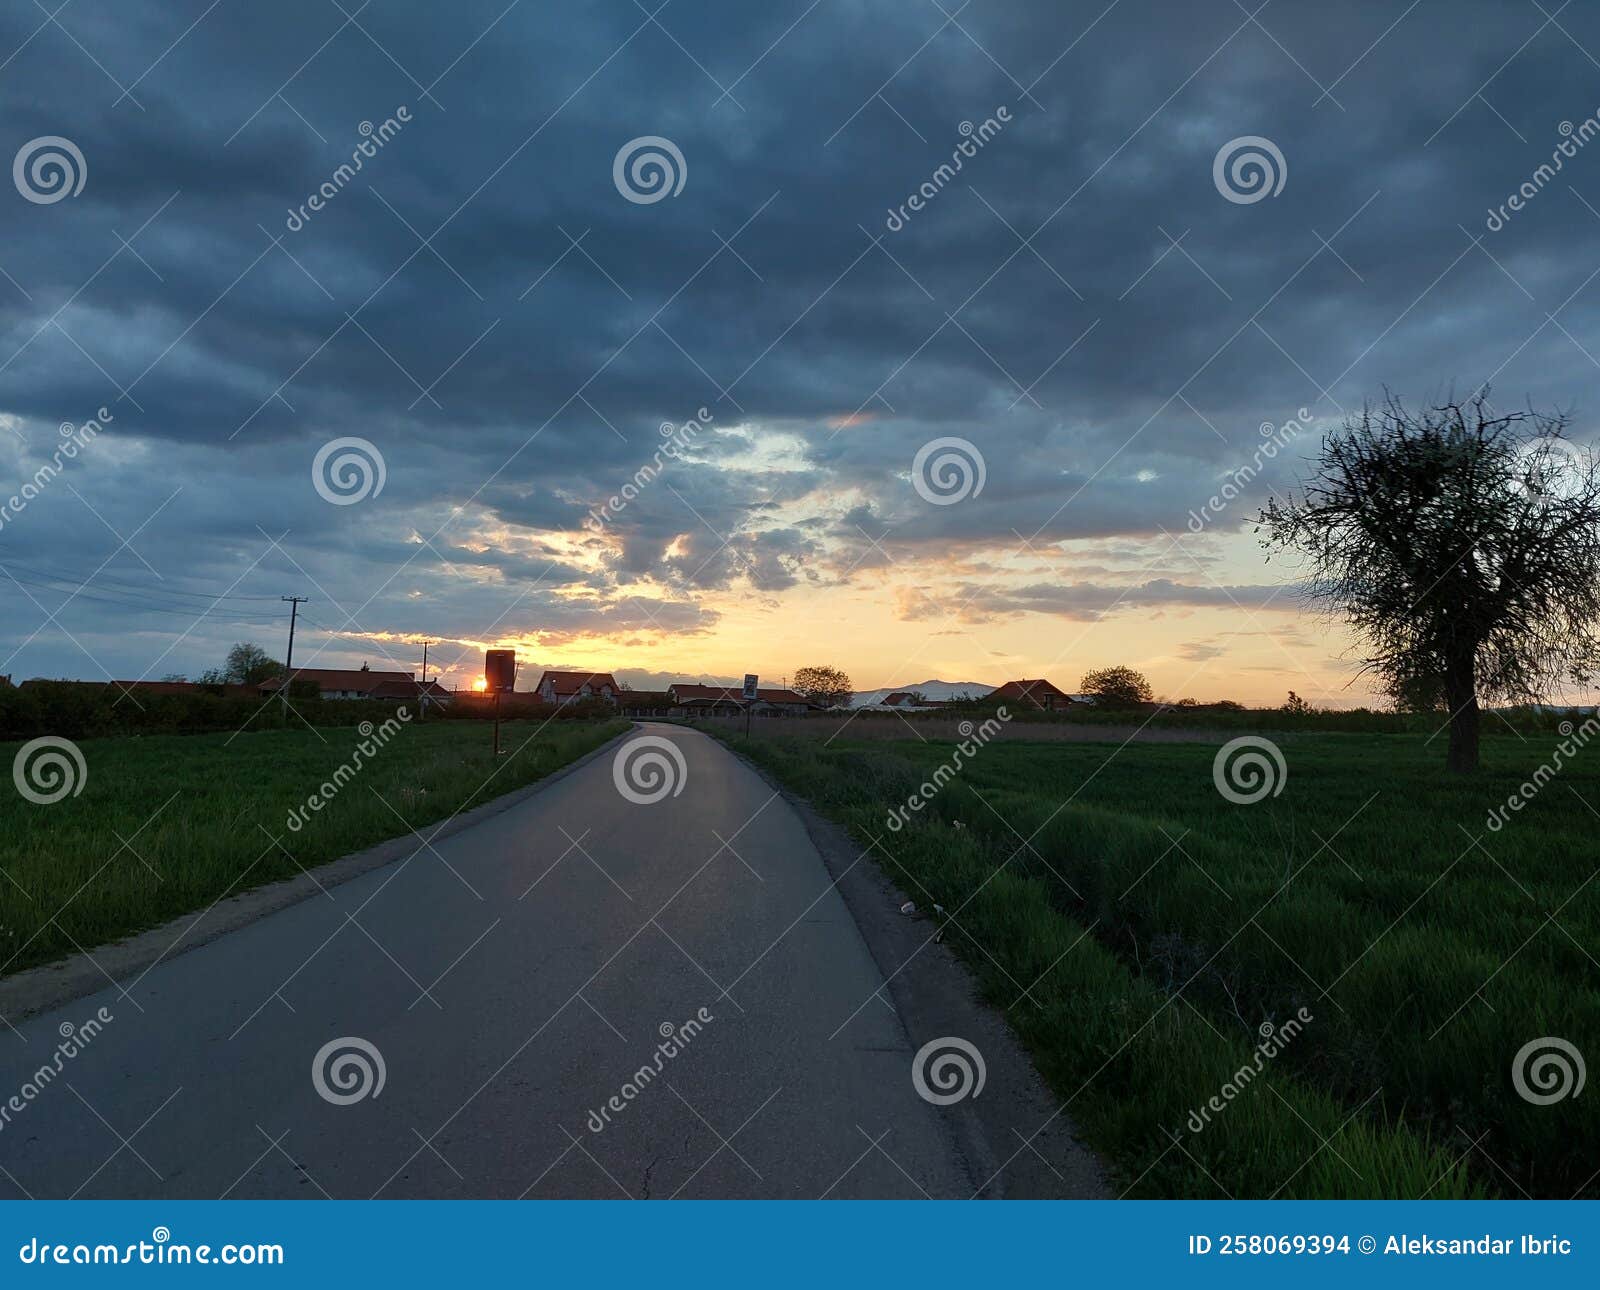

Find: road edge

[0,722,636,1027]
[714,733,1109,1199]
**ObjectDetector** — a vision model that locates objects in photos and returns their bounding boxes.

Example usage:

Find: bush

[1079,665,1154,707]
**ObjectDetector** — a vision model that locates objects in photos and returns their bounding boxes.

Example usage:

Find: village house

[667,683,817,716]
[856,690,940,712]
[531,670,620,706]
[880,691,931,709]
[987,678,1074,711]
[259,666,452,705]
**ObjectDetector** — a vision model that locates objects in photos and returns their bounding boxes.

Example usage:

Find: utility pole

[419,640,434,721]
[281,596,307,720]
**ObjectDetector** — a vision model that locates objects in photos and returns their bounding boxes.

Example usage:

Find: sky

[3,0,1600,705]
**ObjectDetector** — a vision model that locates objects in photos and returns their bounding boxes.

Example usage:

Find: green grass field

[710,721,1599,1200]
[0,717,626,978]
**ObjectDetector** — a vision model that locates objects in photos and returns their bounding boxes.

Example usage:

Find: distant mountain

[850,679,993,707]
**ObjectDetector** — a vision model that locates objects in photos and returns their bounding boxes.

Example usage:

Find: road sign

[485,649,516,693]
[742,674,759,736]
[484,650,516,758]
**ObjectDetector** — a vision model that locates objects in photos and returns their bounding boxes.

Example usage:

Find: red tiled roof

[670,683,812,705]
[766,689,809,705]
[533,670,618,695]
[669,684,731,701]
[260,668,414,694]
[988,678,1073,706]
[368,679,452,700]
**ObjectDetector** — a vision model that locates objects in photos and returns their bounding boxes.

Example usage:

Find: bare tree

[1259,391,1600,771]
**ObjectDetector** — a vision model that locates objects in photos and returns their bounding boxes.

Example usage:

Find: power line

[0,559,284,603]
[295,612,369,643]
[296,613,433,667]
[0,567,289,620]
[296,613,451,683]
[0,569,439,682]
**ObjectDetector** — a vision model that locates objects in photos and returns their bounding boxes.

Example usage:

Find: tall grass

[714,726,1596,1198]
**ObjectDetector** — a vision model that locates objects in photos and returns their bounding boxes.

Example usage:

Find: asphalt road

[0,723,1021,1198]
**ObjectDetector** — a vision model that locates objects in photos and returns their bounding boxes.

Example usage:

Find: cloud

[895,578,1304,624]
[3,1,1599,686]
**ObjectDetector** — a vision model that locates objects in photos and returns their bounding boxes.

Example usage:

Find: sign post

[485,650,517,757]
[742,673,758,737]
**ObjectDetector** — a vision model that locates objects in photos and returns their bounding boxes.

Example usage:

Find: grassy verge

[709,723,1599,1198]
[0,717,627,977]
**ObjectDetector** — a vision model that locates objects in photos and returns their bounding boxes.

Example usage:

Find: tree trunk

[1444,652,1480,773]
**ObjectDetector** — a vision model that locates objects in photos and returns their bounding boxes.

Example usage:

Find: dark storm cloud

[4,0,1600,678]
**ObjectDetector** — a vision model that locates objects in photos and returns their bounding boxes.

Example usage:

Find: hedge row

[928,698,1585,736]
[0,683,621,740]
